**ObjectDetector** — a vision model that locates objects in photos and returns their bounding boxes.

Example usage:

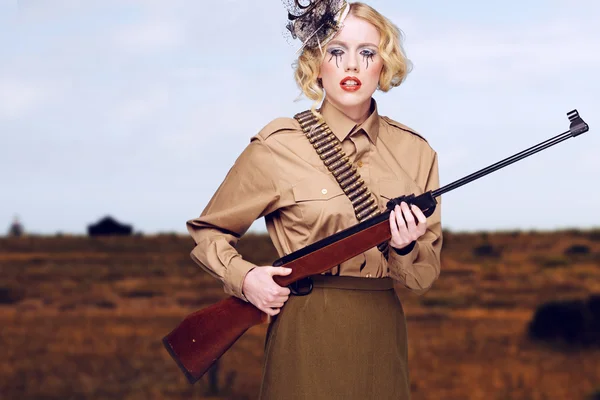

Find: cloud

[112,20,186,53]
[116,85,171,122]
[0,79,47,120]
[402,20,600,87]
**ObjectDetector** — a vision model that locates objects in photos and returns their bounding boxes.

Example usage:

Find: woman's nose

[345,54,359,72]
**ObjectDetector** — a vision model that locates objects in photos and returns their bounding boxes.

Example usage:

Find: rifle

[163,109,589,384]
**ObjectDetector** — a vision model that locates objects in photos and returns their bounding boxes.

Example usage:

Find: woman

[187,1,442,398]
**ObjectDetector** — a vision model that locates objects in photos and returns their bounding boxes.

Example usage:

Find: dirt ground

[1,230,599,399]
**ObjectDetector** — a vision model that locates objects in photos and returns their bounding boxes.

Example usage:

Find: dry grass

[1,230,599,399]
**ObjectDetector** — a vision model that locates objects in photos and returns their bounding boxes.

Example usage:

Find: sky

[1,0,599,235]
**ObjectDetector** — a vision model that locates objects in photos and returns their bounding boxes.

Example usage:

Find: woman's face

[319,14,383,112]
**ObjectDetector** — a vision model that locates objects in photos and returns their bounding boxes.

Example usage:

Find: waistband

[310,274,394,291]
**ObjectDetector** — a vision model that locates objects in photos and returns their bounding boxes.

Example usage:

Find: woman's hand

[389,201,427,251]
[241,266,292,316]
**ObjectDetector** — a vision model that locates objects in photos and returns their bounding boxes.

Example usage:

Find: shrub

[472,243,502,258]
[0,286,25,305]
[564,244,591,256]
[122,290,158,298]
[95,300,116,309]
[527,295,600,347]
[564,228,585,237]
[589,229,600,242]
[587,388,600,400]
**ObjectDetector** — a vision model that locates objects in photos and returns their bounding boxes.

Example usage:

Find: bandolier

[294,109,390,259]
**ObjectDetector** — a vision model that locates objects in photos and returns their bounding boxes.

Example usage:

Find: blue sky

[1,0,599,235]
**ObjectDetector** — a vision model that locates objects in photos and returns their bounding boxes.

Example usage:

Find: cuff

[223,256,256,301]
[388,240,420,273]
[392,240,416,256]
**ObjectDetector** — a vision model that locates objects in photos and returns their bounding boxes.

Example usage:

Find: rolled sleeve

[225,257,257,300]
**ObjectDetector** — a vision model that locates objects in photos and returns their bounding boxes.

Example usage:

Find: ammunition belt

[294,109,389,258]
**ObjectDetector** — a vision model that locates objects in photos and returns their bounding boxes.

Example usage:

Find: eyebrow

[327,40,378,48]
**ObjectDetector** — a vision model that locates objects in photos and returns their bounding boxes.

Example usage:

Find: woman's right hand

[241,266,292,316]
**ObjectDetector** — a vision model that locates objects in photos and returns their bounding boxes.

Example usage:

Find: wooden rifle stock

[161,208,405,384]
[163,109,589,384]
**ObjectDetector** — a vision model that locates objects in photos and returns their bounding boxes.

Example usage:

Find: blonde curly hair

[292,2,412,112]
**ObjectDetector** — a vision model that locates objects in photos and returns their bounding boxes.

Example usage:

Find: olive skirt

[258,275,410,400]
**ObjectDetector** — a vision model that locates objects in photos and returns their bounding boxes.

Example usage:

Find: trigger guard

[422,204,436,217]
[289,277,313,296]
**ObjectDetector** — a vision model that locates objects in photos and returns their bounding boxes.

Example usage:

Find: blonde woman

[186,1,442,398]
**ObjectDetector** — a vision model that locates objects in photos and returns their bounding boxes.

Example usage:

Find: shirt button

[321,188,328,195]
[357,161,363,168]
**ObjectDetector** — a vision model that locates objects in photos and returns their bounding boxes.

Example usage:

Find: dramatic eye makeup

[325,41,378,70]
[327,48,344,68]
[360,49,376,69]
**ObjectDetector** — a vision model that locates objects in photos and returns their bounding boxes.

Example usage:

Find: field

[1,230,599,400]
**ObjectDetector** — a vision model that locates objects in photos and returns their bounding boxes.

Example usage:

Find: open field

[1,230,599,399]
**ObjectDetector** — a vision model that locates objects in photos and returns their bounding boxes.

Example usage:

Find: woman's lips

[340,76,362,92]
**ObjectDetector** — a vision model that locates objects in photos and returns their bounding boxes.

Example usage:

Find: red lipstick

[340,76,362,92]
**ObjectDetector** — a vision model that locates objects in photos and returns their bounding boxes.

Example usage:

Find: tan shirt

[187,98,443,300]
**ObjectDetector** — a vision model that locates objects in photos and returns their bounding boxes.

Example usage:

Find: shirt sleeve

[387,151,443,295]
[186,138,281,300]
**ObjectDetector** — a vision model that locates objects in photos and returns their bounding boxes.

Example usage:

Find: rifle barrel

[432,109,589,198]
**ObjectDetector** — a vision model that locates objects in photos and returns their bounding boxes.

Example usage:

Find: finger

[271,284,291,296]
[269,266,292,276]
[410,205,428,236]
[262,306,279,316]
[401,202,416,228]
[268,302,285,308]
[280,286,291,296]
[395,204,409,237]
[411,204,427,225]
[389,209,399,237]
[267,284,290,298]
[273,295,289,303]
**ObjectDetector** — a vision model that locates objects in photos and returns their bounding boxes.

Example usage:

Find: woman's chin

[327,92,371,109]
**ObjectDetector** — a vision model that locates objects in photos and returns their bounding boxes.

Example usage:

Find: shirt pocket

[292,175,344,202]
[292,174,349,234]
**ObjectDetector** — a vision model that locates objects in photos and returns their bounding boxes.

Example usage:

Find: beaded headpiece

[283,0,350,53]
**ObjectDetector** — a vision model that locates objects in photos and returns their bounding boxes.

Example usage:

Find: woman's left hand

[389,201,427,250]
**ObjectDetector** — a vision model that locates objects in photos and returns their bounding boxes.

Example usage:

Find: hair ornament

[283,0,350,54]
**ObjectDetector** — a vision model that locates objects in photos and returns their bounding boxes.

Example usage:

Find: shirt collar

[319,97,380,144]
